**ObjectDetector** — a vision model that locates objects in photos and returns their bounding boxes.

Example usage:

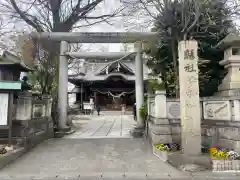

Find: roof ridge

[0,51,34,71]
[97,60,134,75]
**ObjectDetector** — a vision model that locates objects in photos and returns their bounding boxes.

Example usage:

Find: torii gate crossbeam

[65,52,136,60]
[31,32,157,43]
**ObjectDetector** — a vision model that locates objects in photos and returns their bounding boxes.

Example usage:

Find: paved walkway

[66,113,136,139]
[0,112,192,179]
[1,138,190,179]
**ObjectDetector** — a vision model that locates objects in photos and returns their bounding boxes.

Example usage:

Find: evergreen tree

[147,0,234,97]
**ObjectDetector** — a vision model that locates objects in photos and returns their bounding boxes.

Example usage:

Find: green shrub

[139,102,148,120]
[147,79,165,93]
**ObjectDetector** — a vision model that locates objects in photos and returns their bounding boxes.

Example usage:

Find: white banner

[0,93,9,126]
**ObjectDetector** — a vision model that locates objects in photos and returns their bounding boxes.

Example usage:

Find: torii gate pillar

[134,42,144,127]
[58,41,69,130]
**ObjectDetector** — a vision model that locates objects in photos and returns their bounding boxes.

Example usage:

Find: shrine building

[68,58,149,110]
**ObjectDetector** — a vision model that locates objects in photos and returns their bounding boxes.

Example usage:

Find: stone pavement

[66,113,136,139]
[0,138,190,179]
[1,113,239,179]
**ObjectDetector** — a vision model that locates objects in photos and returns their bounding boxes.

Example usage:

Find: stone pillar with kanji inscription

[178,40,201,156]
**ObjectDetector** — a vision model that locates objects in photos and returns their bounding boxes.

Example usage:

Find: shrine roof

[68,60,150,82]
[0,51,34,72]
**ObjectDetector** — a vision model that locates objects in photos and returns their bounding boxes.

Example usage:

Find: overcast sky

[76,0,154,52]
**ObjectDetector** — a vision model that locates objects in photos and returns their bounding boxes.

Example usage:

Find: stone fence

[0,92,53,149]
[147,90,240,152]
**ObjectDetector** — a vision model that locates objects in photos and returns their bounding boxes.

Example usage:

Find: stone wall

[0,92,53,149]
[148,91,240,152]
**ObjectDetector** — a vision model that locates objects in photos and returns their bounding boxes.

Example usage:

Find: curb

[190,172,240,179]
[0,147,25,170]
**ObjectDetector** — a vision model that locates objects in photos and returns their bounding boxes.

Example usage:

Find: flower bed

[153,144,240,171]
[209,147,240,160]
[209,147,240,171]
[153,143,180,161]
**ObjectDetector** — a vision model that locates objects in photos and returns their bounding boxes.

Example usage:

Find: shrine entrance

[91,75,135,111]
[31,32,157,130]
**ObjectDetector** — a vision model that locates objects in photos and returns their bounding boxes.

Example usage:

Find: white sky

[72,0,153,52]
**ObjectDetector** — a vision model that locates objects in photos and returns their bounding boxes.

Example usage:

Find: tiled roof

[0,51,34,71]
[69,60,150,81]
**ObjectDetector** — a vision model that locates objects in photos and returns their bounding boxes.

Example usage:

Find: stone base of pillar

[58,126,71,132]
[150,133,173,144]
[167,152,211,171]
[148,122,173,144]
[130,126,145,138]
[67,115,73,126]
[54,127,75,138]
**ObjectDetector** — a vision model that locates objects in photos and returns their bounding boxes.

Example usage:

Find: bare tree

[0,0,125,57]
[0,0,124,128]
[0,17,21,52]
[0,0,123,32]
[0,0,125,84]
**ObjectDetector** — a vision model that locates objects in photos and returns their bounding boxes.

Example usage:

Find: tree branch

[63,0,103,27]
[184,1,200,40]
[9,0,44,32]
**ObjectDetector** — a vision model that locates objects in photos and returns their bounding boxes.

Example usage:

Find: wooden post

[94,91,97,107]
[8,93,13,146]
[81,83,83,110]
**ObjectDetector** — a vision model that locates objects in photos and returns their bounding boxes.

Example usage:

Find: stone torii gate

[31,32,158,131]
[31,32,203,157]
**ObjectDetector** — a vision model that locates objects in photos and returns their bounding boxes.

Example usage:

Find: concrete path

[0,138,189,179]
[0,113,192,179]
[66,113,136,139]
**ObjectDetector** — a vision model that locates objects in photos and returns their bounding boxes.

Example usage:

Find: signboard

[83,103,93,110]
[0,81,22,90]
[0,93,9,126]
[90,98,94,104]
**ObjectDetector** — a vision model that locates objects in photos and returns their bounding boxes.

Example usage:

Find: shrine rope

[95,89,135,98]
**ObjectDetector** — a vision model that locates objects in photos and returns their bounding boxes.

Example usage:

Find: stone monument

[178,40,201,155]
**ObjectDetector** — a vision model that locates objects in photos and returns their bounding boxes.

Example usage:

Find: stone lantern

[215,33,240,96]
